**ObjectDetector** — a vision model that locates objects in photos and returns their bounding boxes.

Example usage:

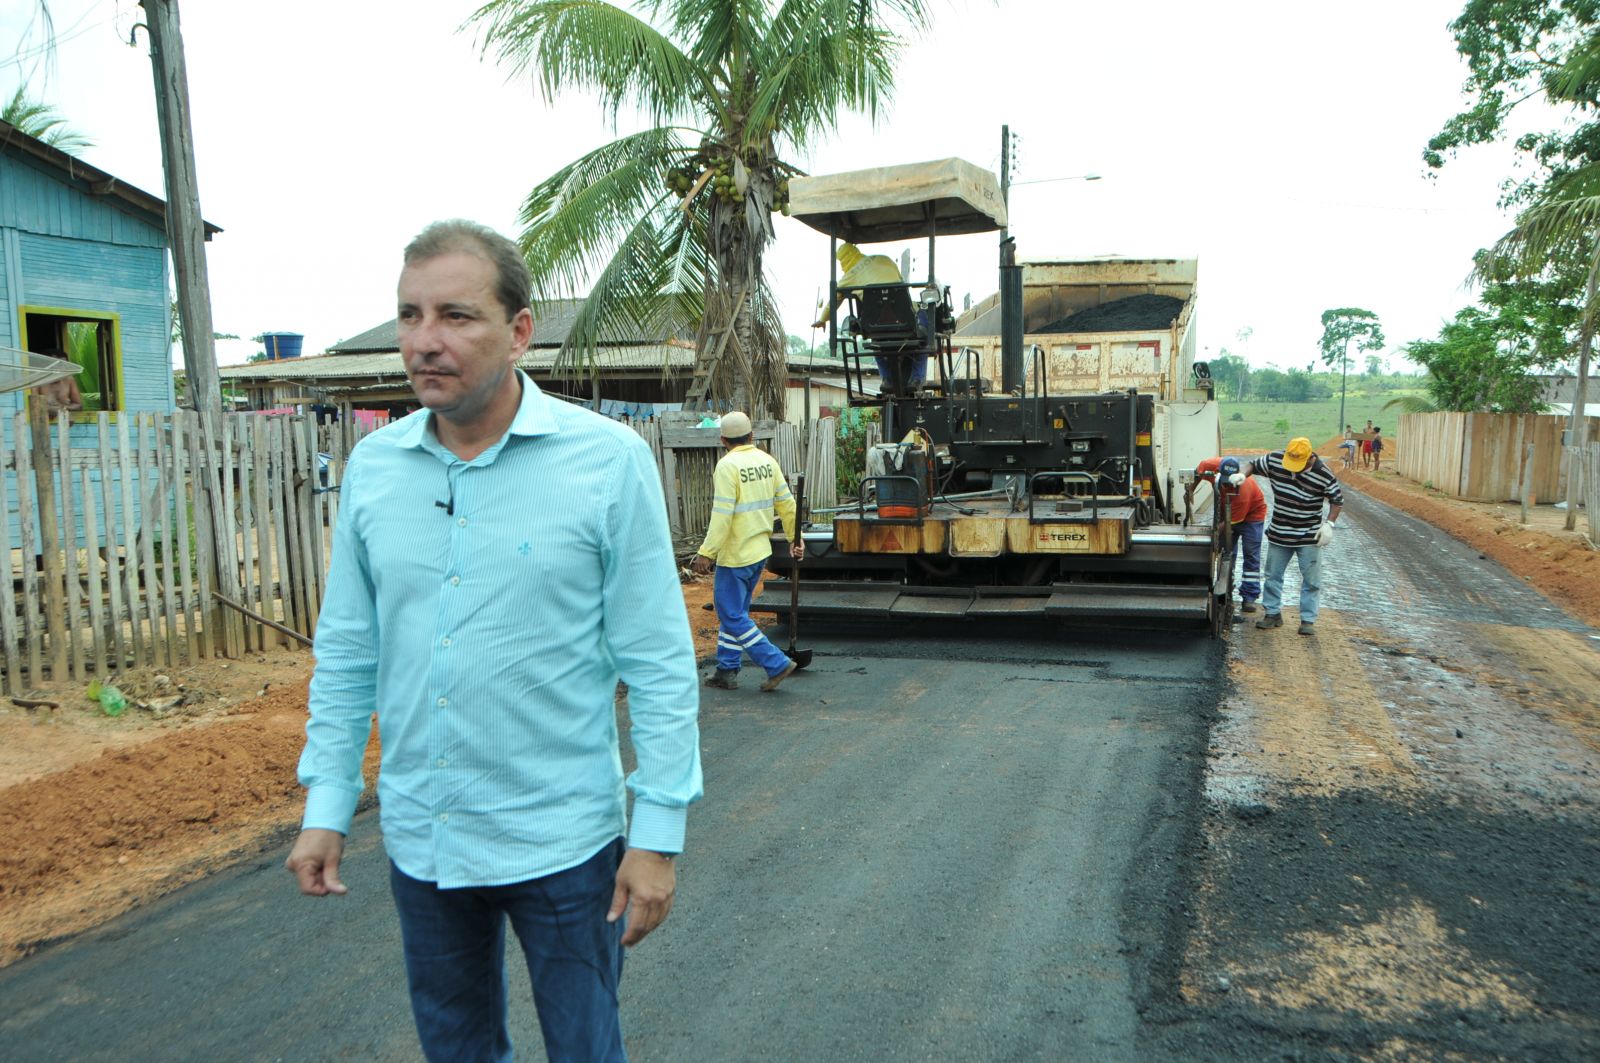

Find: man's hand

[691,554,713,575]
[609,849,676,947]
[790,541,805,560]
[1315,522,1334,547]
[286,828,349,897]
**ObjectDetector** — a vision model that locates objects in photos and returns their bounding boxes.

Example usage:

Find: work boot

[1254,613,1282,630]
[760,659,798,692]
[706,668,739,690]
[1239,602,1260,615]
[1298,621,1315,636]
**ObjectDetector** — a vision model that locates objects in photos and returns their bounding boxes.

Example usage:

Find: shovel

[783,474,814,669]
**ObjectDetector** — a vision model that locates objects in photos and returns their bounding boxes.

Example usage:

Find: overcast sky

[2,0,1552,371]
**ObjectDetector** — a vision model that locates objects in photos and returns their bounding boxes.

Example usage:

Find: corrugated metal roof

[216,345,697,382]
[0,119,221,236]
[327,297,693,355]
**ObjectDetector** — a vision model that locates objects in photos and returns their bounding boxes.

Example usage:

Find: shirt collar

[393,370,559,451]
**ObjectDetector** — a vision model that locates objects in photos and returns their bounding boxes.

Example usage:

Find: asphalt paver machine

[754,157,1234,634]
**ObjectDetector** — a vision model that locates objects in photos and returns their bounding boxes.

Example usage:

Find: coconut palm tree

[2,86,92,153]
[469,0,936,418]
[1473,32,1600,528]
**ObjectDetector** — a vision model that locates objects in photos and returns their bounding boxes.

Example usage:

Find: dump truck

[753,157,1233,633]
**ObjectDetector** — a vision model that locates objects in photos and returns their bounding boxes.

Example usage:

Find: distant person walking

[1339,424,1358,469]
[1250,437,1344,636]
[692,412,806,692]
[1360,419,1375,469]
[1370,426,1384,471]
[1198,455,1267,614]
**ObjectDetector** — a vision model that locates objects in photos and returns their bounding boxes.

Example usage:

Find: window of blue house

[20,307,123,414]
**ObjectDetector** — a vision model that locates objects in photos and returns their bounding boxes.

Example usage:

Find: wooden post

[142,0,237,652]
[27,402,67,683]
[1521,443,1534,525]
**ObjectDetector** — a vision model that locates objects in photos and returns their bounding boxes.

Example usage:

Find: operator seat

[848,283,932,395]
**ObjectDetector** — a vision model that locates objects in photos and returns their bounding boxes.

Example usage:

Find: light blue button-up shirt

[298,373,702,888]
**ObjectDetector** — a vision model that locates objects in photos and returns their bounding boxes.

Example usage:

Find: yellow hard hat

[1283,437,1313,472]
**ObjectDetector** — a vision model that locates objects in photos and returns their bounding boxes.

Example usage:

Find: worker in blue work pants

[690,412,805,692]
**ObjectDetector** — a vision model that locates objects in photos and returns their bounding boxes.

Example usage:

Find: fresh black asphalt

[0,625,1223,1061]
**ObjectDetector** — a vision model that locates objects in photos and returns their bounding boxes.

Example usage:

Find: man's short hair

[404,220,531,321]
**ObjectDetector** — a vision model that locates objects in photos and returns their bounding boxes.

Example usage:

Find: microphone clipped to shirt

[435,485,455,516]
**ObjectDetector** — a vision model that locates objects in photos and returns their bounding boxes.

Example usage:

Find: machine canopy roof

[787,157,1007,243]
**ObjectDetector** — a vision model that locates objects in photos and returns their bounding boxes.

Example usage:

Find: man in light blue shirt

[286,220,701,1063]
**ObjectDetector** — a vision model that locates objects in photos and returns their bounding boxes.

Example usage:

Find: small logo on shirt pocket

[517,541,532,557]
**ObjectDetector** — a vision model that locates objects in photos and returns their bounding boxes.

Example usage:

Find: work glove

[1226,473,1246,488]
[1315,522,1334,547]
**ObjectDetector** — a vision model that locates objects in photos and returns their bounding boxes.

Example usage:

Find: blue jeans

[389,838,627,1063]
[714,559,791,676]
[1233,520,1263,604]
[1261,541,1322,623]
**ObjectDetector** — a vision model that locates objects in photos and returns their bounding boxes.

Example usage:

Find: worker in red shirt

[1197,456,1267,615]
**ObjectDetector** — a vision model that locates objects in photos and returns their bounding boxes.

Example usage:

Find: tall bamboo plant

[469,0,936,419]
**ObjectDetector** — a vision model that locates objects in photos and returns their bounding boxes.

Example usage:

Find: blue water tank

[262,332,304,360]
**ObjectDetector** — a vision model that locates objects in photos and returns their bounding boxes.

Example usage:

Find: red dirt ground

[1,488,1593,966]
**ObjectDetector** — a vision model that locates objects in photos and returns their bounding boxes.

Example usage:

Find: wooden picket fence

[1396,411,1598,502]
[632,414,836,542]
[1,410,377,695]
[2,403,839,694]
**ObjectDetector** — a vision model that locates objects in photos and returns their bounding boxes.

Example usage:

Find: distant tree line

[1205,353,1415,403]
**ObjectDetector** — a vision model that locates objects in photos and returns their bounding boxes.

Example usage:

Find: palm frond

[556,204,711,373]
[1550,29,1600,102]
[470,0,709,125]
[1473,165,1600,283]
[1381,393,1439,415]
[517,127,703,299]
[1,85,92,152]
[747,0,934,149]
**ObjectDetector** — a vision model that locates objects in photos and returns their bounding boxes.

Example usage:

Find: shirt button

[450,576,460,586]
[457,517,467,527]
[438,813,449,823]
[437,758,448,768]
[441,637,452,647]
[437,696,448,707]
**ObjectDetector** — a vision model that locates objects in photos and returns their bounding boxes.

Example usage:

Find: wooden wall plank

[115,413,146,665]
[15,410,42,687]
[170,412,198,663]
[186,411,216,659]
[135,414,165,668]
[252,416,280,646]
[55,413,84,681]
[95,414,127,674]
[78,465,107,679]
[156,415,181,663]
[0,421,21,694]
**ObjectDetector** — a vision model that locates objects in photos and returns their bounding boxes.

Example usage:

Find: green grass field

[1218,391,1426,451]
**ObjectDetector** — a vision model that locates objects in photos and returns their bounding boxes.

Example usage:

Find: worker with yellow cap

[1242,436,1344,636]
[814,243,934,393]
[813,243,903,326]
[691,412,806,691]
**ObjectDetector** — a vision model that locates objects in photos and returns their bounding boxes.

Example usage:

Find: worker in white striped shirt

[691,412,805,691]
[1244,436,1344,636]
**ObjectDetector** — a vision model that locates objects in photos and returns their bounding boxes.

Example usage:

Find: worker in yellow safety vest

[691,412,805,692]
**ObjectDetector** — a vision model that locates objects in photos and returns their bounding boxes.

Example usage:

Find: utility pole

[1565,261,1596,531]
[1337,337,1350,439]
[140,0,241,653]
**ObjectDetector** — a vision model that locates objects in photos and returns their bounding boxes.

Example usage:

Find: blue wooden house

[0,118,218,538]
